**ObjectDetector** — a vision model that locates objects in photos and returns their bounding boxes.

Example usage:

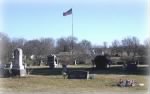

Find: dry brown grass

[0,65,149,93]
[0,74,148,93]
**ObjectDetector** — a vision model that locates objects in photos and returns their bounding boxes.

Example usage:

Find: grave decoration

[117,79,136,87]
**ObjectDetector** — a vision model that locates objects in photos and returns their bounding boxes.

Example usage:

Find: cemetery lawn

[0,65,149,93]
[0,74,149,93]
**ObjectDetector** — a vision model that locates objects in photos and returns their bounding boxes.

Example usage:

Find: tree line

[0,32,149,65]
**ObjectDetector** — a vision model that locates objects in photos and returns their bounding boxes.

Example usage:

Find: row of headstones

[1,48,62,77]
[0,48,89,79]
[0,48,82,77]
[93,55,138,71]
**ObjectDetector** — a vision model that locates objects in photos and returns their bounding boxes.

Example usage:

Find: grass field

[0,65,149,93]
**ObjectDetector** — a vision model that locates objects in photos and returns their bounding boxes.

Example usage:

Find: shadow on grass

[27,67,90,76]
[27,65,149,76]
[91,65,149,75]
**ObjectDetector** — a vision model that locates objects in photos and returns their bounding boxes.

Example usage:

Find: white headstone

[30,55,35,60]
[14,48,24,69]
[74,60,77,65]
[11,48,26,77]
[102,51,105,55]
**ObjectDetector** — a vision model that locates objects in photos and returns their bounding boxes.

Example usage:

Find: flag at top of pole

[63,8,72,16]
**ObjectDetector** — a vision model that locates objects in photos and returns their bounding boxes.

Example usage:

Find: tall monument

[11,48,26,77]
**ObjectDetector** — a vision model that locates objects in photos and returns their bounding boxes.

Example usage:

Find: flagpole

[71,8,74,62]
[63,8,74,63]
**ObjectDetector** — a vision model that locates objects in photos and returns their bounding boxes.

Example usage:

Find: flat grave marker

[67,70,89,79]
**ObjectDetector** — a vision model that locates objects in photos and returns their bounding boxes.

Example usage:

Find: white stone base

[20,69,26,77]
[11,69,26,77]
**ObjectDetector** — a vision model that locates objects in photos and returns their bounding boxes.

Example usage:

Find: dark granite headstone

[68,70,89,79]
[94,55,109,69]
[47,54,58,68]
[0,68,10,77]
[126,63,137,71]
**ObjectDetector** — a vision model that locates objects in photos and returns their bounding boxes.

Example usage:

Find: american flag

[63,8,72,16]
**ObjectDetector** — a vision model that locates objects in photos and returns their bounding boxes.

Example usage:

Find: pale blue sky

[3,0,148,45]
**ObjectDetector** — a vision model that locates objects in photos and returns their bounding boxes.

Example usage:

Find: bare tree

[11,38,26,51]
[56,36,77,53]
[137,45,146,56]
[102,41,108,55]
[56,37,70,52]
[0,33,12,63]
[23,39,41,57]
[144,38,150,49]
[132,37,140,56]
[144,38,150,56]
[79,40,91,54]
[121,36,140,57]
[39,38,55,56]
[111,40,121,56]
[103,42,107,49]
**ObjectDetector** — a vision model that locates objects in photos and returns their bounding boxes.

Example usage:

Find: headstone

[11,48,26,77]
[124,61,137,72]
[93,55,109,69]
[102,51,105,55]
[30,55,35,60]
[40,60,45,66]
[126,63,137,72]
[68,70,89,79]
[74,60,77,65]
[0,63,10,77]
[47,54,58,68]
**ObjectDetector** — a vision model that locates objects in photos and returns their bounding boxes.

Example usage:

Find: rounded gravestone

[94,55,109,69]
